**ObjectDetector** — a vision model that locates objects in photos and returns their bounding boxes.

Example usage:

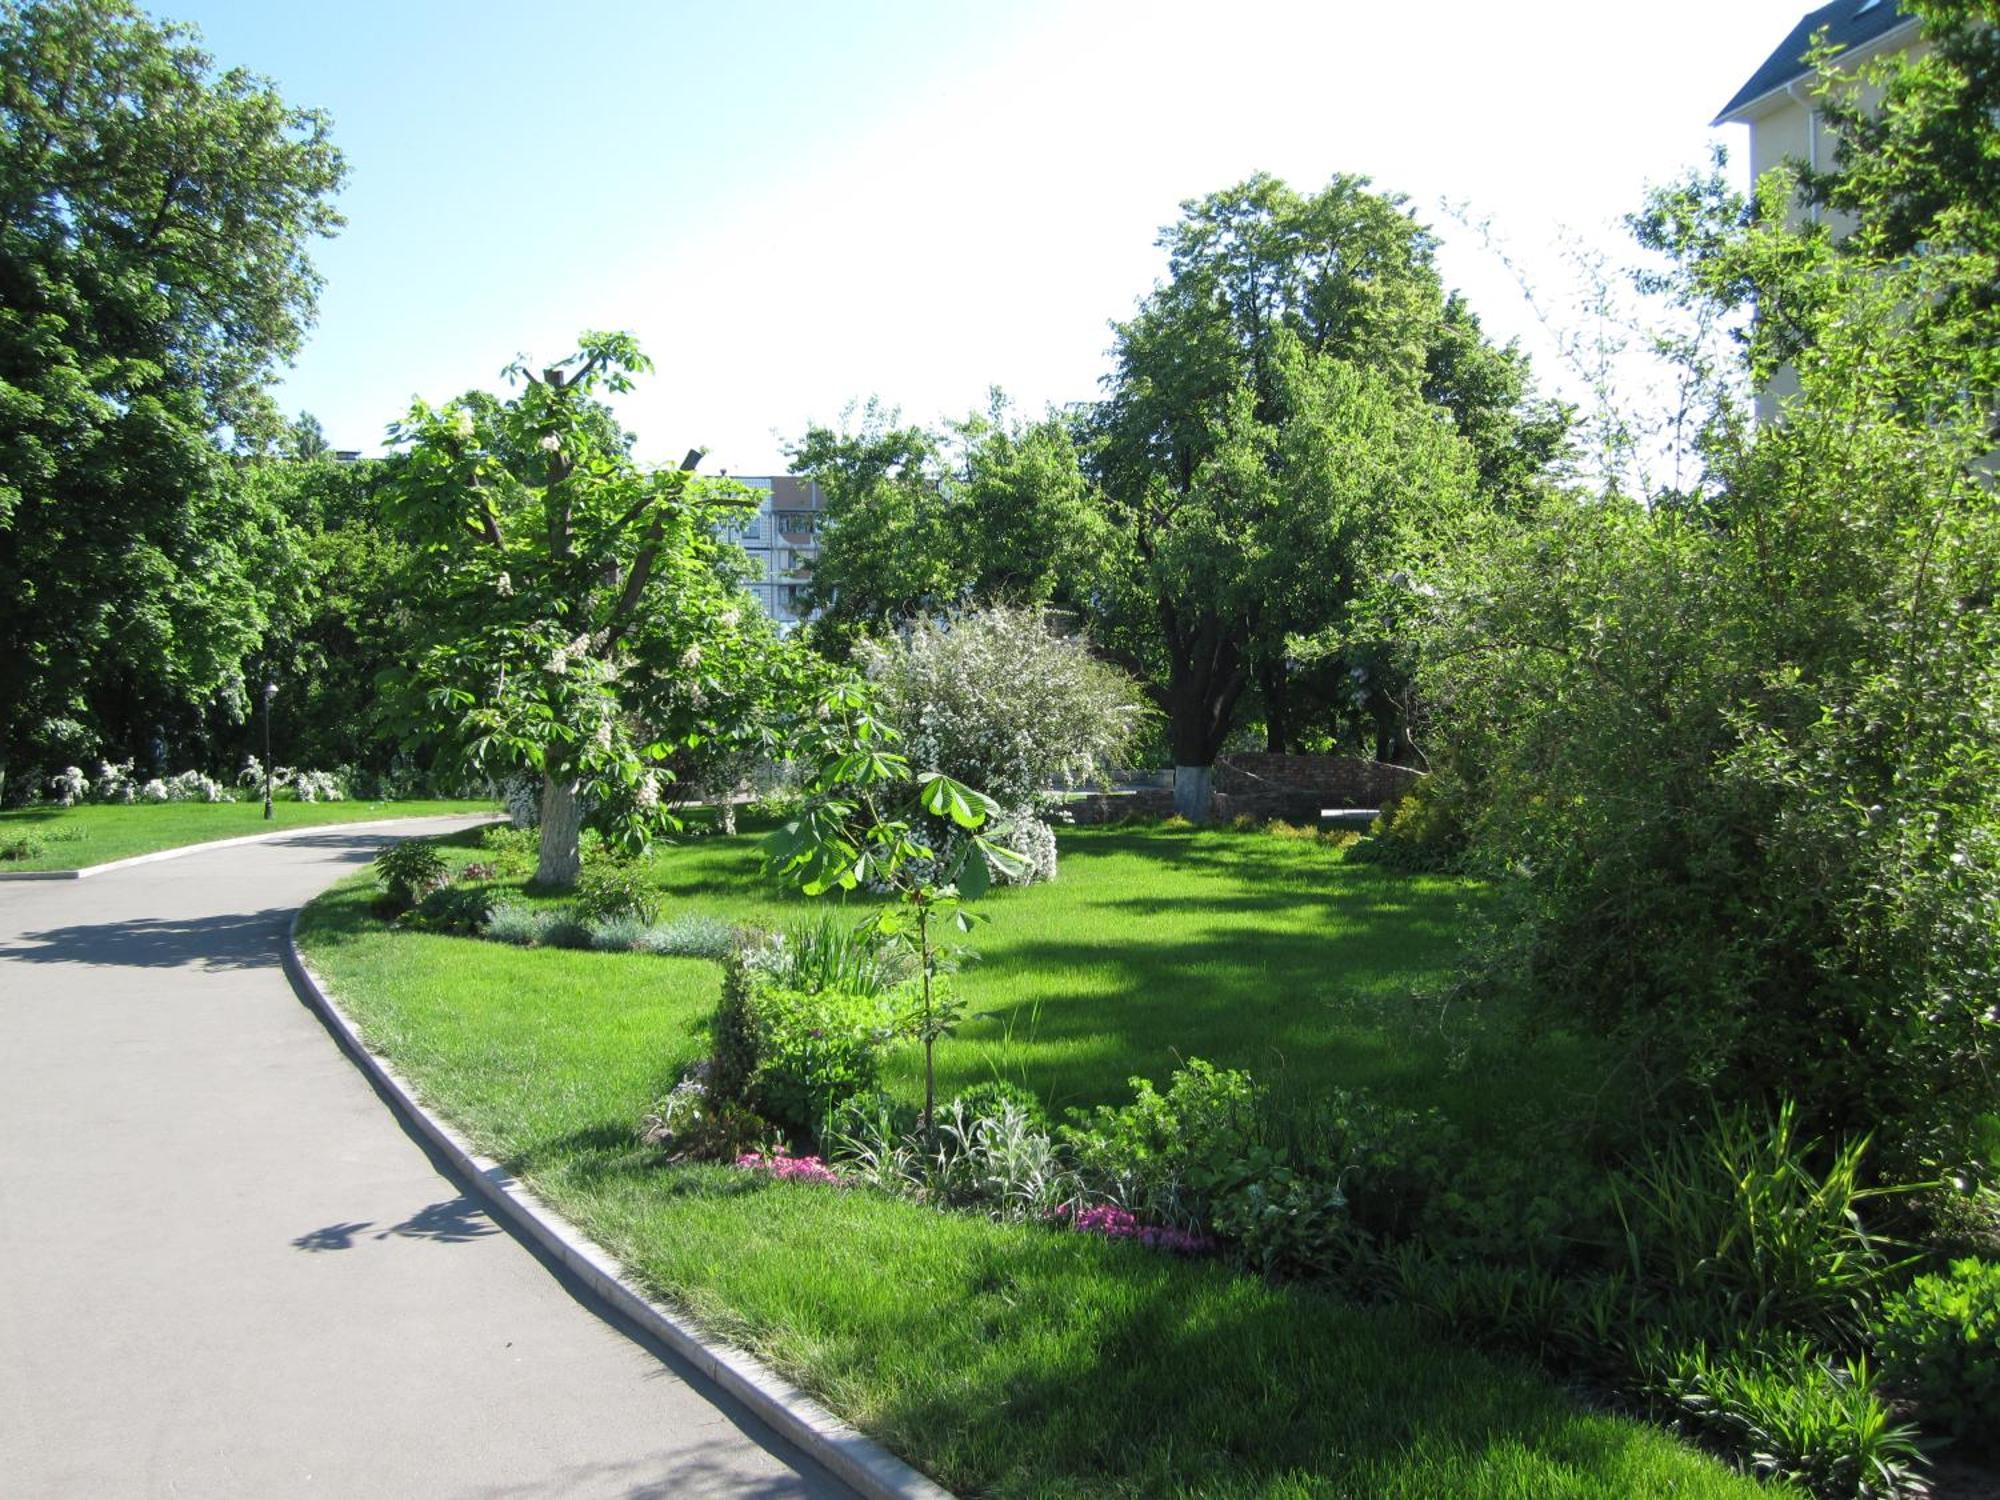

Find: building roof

[1714,0,1918,125]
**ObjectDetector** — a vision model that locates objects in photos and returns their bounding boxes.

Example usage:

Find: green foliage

[765,914,908,999]
[639,1078,775,1163]
[948,1080,1049,1135]
[1062,1059,1263,1229]
[1088,173,1556,777]
[0,831,44,861]
[763,680,1028,1124]
[0,0,345,792]
[400,882,496,936]
[708,942,768,1106]
[1644,1338,1925,1500]
[833,1096,1079,1222]
[1613,1104,1906,1349]
[791,397,1110,653]
[572,859,661,925]
[372,839,449,911]
[1871,1257,2000,1454]
[384,334,777,887]
[744,985,896,1142]
[1421,175,2000,1171]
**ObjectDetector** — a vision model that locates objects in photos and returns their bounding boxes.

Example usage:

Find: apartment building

[1714,0,1920,206]
[1714,0,1922,419]
[717,474,825,627]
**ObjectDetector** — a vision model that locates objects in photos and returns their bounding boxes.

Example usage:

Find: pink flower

[735,1152,842,1187]
[1052,1202,1214,1256]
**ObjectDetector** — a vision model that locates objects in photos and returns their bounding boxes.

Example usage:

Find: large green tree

[790,397,1108,654]
[386,333,775,886]
[1089,175,1560,815]
[0,0,345,797]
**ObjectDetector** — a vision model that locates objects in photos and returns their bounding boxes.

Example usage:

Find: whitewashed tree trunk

[718,798,737,836]
[1173,764,1216,823]
[535,774,585,887]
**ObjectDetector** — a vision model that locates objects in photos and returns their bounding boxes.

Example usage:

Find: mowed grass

[0,798,498,871]
[297,822,1765,1498]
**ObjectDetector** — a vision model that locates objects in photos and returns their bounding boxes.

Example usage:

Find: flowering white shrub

[857,606,1151,883]
[292,769,345,803]
[1000,809,1059,885]
[164,770,232,803]
[48,766,89,806]
[94,760,136,803]
[140,778,169,802]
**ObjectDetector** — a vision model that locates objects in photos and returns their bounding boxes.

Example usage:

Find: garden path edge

[283,908,957,1500]
[0,811,507,880]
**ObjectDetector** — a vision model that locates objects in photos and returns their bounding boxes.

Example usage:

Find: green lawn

[0,799,498,871]
[296,822,1767,1498]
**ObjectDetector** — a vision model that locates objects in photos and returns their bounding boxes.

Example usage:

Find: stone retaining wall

[1215,753,1421,807]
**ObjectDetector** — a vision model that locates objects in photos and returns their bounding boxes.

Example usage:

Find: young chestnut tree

[764,681,1028,1129]
[386,333,763,886]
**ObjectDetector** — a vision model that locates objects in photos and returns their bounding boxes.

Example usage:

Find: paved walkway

[0,820,847,1499]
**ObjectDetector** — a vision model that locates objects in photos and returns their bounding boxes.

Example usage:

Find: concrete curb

[0,812,505,882]
[283,911,955,1500]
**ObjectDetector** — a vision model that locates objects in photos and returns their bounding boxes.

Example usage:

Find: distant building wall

[718,475,824,626]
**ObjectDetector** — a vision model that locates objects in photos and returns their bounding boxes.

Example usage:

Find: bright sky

[165,0,1811,471]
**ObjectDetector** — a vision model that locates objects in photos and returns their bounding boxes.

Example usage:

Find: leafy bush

[1612,1103,1903,1348]
[1414,226,2000,1175]
[476,823,539,877]
[708,940,896,1141]
[1871,1257,2000,1454]
[1062,1059,1263,1229]
[586,914,652,952]
[1205,1158,1352,1279]
[639,1076,775,1162]
[0,832,45,862]
[401,883,497,935]
[373,839,449,911]
[573,860,660,925]
[1644,1337,1925,1499]
[751,984,897,1140]
[47,765,87,806]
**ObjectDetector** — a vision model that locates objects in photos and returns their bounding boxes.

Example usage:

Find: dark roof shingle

[1714,0,1917,124]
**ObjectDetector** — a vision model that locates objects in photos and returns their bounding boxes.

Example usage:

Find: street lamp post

[262,680,278,820]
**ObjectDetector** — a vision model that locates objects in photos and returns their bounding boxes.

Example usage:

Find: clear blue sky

[164,0,1814,471]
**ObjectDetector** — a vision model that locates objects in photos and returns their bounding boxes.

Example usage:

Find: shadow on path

[0,907,297,973]
[291,1193,500,1252]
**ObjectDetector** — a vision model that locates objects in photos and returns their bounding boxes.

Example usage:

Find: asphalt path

[0,818,848,1499]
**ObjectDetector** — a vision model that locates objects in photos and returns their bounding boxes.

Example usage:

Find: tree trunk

[718,798,737,836]
[1173,764,1215,821]
[535,774,585,887]
[1257,655,1290,754]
